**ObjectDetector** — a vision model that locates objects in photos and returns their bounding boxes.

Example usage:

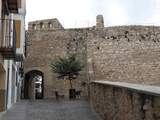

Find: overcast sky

[26,0,160,28]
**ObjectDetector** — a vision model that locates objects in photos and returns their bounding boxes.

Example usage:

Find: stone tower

[96,15,104,28]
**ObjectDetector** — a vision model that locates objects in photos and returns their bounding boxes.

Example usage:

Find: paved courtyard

[1,99,101,120]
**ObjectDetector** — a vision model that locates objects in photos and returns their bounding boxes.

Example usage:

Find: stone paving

[1,99,101,120]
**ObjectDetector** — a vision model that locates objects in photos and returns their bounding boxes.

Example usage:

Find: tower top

[96,15,104,28]
[28,18,64,30]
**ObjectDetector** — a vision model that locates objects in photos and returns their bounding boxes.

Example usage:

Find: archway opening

[24,70,44,99]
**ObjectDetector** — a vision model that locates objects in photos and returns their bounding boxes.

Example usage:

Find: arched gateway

[24,70,44,99]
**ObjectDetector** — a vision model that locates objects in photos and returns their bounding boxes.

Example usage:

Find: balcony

[7,0,19,13]
[0,19,16,59]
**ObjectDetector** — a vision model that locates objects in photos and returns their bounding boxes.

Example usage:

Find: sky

[26,0,160,28]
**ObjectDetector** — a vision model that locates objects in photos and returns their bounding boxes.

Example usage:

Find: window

[32,24,36,30]
[48,22,52,28]
[40,22,44,29]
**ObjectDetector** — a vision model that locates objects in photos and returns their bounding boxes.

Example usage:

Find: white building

[0,0,26,113]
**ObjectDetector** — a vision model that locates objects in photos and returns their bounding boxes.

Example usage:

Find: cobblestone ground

[1,99,101,120]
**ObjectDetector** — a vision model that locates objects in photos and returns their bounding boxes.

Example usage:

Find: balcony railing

[0,19,16,59]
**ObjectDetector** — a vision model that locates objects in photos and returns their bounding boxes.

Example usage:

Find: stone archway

[24,70,44,99]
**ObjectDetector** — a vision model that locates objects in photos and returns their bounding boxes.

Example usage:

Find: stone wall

[25,16,160,99]
[90,81,160,120]
[24,28,89,98]
[28,18,64,31]
[87,26,160,85]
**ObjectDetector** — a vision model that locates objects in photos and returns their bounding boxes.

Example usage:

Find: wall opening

[32,24,36,30]
[23,70,44,99]
[48,22,52,28]
[40,22,44,29]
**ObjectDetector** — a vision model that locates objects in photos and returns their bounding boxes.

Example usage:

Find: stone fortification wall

[25,30,69,98]
[25,28,89,98]
[25,15,160,98]
[87,26,160,85]
[90,81,160,120]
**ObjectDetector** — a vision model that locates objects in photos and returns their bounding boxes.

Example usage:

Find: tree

[50,54,84,98]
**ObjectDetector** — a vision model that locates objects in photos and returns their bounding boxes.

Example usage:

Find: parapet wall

[90,81,160,120]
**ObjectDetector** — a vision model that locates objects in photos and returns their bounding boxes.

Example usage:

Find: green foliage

[50,54,84,80]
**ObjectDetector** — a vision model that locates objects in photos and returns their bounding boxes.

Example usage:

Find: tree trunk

[69,79,73,89]
[69,77,75,99]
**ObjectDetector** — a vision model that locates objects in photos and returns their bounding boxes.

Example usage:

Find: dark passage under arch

[23,70,44,99]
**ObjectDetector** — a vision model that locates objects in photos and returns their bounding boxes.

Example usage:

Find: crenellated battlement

[28,15,105,31]
[28,18,64,30]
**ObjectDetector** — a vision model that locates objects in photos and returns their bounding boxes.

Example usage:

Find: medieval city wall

[87,26,160,85]
[25,16,160,98]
